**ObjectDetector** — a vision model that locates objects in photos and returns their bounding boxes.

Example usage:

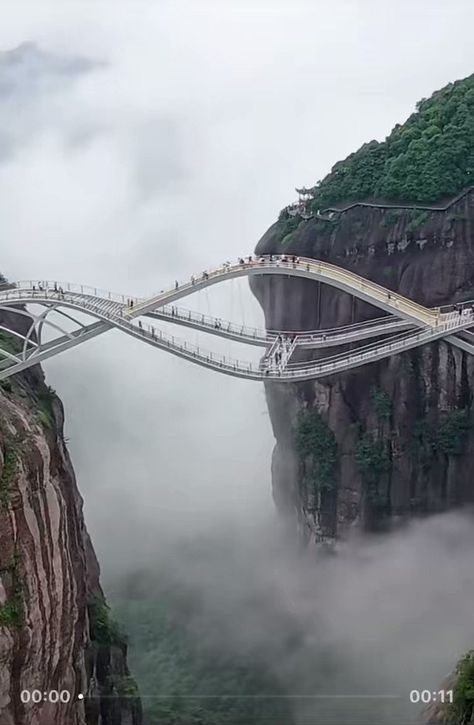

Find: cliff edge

[0,308,142,724]
[252,72,474,546]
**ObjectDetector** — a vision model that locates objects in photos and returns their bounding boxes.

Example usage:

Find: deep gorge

[2,68,474,725]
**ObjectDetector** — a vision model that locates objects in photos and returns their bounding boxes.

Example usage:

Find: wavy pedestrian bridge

[0,255,473,382]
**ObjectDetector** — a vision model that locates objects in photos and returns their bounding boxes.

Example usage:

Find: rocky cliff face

[252,189,474,545]
[0,310,142,724]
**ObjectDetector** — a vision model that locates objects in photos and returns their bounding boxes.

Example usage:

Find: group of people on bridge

[186,254,306,289]
[31,282,66,298]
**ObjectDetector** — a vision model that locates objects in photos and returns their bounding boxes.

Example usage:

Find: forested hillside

[307,73,474,209]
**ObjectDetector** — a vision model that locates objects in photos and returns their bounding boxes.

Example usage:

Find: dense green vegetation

[88,593,127,647]
[0,553,22,628]
[112,576,293,725]
[448,650,474,724]
[371,386,392,421]
[36,386,56,430]
[411,409,471,463]
[437,410,471,455]
[286,74,474,212]
[276,215,302,242]
[355,433,390,494]
[293,408,338,492]
[0,445,17,506]
[0,596,21,627]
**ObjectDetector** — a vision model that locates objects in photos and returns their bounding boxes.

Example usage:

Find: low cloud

[115,511,474,724]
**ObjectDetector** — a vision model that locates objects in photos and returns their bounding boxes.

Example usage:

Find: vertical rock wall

[252,190,474,544]
[0,311,142,725]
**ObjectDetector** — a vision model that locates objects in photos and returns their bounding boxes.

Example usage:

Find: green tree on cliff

[303,73,474,209]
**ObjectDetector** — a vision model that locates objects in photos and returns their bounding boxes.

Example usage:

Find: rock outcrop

[0,308,142,724]
[252,189,474,545]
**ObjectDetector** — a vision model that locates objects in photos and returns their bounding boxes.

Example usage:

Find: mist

[108,511,474,724]
[0,2,474,723]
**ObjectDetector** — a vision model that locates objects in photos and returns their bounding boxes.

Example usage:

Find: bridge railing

[285,329,425,371]
[4,264,467,375]
[10,258,439,329]
[295,316,472,373]
[0,287,472,381]
[286,313,472,371]
[154,304,413,344]
[159,256,439,324]
[153,305,267,341]
[115,306,473,380]
[13,281,143,305]
[11,260,439,328]
[4,280,415,344]
[114,315,259,375]
[296,257,437,321]
[438,299,474,314]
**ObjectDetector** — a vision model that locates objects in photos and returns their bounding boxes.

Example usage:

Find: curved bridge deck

[0,255,472,382]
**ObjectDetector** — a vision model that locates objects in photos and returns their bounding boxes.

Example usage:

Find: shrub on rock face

[294,409,338,492]
[436,410,471,456]
[449,650,474,724]
[88,593,127,647]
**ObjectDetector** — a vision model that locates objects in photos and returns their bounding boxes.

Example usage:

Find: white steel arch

[0,255,472,382]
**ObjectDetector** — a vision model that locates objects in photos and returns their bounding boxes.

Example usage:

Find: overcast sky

[0,0,473,564]
[1,5,474,721]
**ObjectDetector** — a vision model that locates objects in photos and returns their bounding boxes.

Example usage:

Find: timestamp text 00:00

[20,690,72,704]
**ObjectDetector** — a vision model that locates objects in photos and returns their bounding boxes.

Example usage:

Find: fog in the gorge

[0,2,474,722]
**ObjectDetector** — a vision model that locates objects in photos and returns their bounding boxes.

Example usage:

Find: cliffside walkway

[286,185,474,221]
[0,255,473,382]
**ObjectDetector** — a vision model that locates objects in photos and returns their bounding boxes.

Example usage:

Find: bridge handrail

[0,286,472,381]
[155,304,411,342]
[295,257,436,320]
[197,257,436,322]
[0,289,417,377]
[9,277,420,342]
[0,288,420,375]
[74,293,464,378]
[14,272,468,328]
[156,305,266,340]
[282,319,469,378]
[13,256,436,327]
[285,328,432,370]
[0,286,414,347]
[139,313,469,379]
[14,280,142,305]
[287,312,470,371]
[132,256,437,326]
